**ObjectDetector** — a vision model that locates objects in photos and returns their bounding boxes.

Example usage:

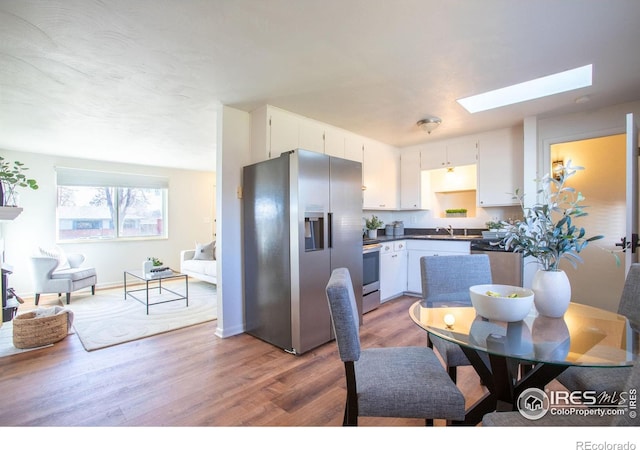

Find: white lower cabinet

[380,241,407,302]
[406,240,470,293]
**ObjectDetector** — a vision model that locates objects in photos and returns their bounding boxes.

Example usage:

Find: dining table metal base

[453,346,569,425]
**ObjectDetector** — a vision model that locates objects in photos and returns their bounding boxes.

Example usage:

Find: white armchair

[30,253,97,305]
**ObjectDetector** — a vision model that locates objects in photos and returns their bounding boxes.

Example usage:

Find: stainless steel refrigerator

[243,149,363,355]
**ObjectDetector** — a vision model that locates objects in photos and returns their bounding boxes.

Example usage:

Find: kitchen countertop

[363,229,508,251]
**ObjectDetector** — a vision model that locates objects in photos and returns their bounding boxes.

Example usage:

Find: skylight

[457,64,593,113]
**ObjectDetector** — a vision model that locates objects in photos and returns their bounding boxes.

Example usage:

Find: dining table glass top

[409,301,639,368]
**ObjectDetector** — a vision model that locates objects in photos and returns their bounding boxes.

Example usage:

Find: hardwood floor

[0,295,487,427]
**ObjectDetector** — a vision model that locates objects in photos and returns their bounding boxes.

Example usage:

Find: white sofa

[180,249,217,284]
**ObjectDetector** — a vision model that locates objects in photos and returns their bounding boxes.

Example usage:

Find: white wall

[215,105,251,338]
[0,149,215,296]
[534,100,640,312]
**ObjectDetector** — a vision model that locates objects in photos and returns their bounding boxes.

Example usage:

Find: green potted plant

[143,256,164,275]
[148,257,163,267]
[364,215,384,239]
[501,160,603,317]
[485,220,503,231]
[445,208,467,217]
[0,157,39,207]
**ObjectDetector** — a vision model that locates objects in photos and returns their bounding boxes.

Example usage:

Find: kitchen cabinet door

[421,142,448,170]
[268,107,299,159]
[251,105,299,162]
[400,147,423,209]
[477,127,524,207]
[299,118,325,154]
[362,140,398,209]
[324,126,346,158]
[406,240,470,293]
[344,133,364,162]
[447,136,478,167]
[421,137,477,170]
[380,241,407,301]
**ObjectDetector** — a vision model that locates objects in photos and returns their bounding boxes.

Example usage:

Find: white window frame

[55,167,169,242]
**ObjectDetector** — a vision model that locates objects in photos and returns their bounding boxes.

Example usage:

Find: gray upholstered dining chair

[482,360,639,426]
[420,254,493,382]
[325,267,465,426]
[554,263,640,394]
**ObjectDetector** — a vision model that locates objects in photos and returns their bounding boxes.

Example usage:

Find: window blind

[56,167,169,189]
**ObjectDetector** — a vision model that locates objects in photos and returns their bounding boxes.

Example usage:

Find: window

[56,168,168,241]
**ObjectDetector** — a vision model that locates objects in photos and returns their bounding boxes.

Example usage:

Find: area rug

[59,279,217,351]
[0,320,53,358]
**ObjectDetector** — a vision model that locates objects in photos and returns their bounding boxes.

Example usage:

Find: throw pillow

[38,246,70,270]
[193,241,215,260]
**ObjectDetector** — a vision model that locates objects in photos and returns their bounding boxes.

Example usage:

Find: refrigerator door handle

[328,212,333,248]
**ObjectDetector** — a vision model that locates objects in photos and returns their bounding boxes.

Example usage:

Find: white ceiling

[2,0,640,171]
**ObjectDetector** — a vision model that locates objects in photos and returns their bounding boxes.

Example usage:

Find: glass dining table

[409,301,639,425]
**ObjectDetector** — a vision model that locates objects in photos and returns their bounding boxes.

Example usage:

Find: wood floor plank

[0,295,489,426]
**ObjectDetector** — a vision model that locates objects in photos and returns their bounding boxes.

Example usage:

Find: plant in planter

[364,215,384,238]
[501,160,603,317]
[485,220,503,231]
[445,208,467,217]
[0,157,39,207]
[143,256,164,275]
[148,257,163,267]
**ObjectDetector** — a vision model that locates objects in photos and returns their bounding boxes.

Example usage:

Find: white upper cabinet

[298,117,326,153]
[420,142,448,170]
[323,125,347,158]
[344,132,364,162]
[362,140,399,210]
[421,136,477,170]
[477,127,524,207]
[447,136,478,166]
[400,146,423,209]
[251,105,363,163]
[250,105,299,161]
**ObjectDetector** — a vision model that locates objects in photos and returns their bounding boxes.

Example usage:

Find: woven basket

[13,311,69,349]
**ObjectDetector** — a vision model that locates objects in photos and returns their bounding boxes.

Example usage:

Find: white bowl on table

[469,284,535,322]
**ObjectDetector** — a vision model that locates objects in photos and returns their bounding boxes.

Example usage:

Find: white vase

[367,229,377,239]
[531,269,571,318]
[142,260,153,275]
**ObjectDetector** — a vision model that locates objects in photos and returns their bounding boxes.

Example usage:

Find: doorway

[550,134,626,312]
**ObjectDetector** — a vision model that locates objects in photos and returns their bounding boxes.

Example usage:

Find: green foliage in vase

[0,157,39,192]
[502,160,603,271]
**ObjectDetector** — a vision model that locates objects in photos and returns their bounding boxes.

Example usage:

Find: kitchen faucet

[435,226,455,237]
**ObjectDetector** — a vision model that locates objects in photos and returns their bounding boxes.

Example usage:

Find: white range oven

[362,243,381,313]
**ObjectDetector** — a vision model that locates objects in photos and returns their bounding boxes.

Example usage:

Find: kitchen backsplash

[362,205,522,231]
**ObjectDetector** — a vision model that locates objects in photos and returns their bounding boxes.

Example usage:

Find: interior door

[625,113,639,272]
